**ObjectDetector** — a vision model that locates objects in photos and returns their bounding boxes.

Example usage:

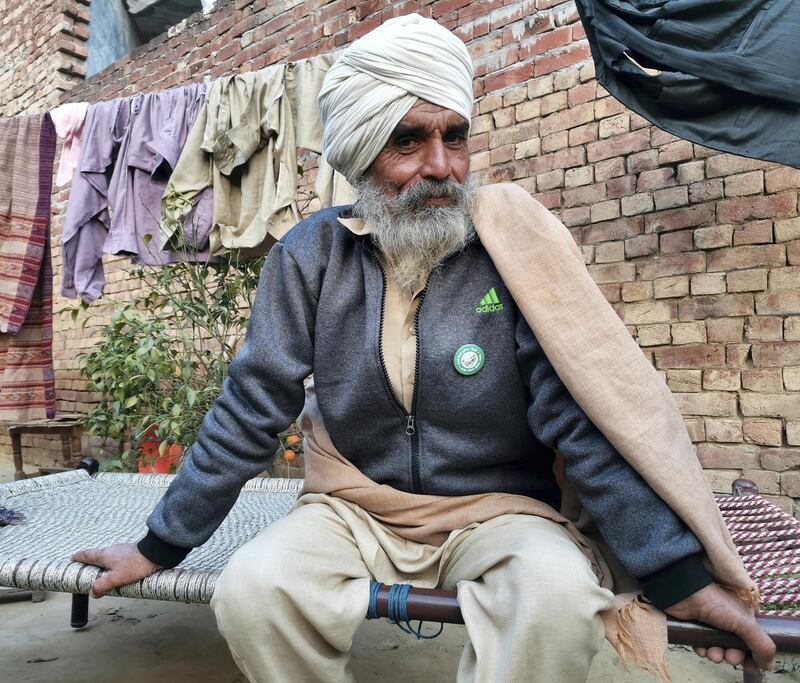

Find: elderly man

[74,14,774,683]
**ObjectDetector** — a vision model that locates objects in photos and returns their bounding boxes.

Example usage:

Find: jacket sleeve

[517,317,713,608]
[138,241,315,566]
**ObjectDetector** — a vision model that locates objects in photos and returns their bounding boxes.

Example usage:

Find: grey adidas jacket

[139,206,712,607]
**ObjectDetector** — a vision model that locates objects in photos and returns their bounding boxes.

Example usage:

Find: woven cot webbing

[0,471,303,603]
[2,474,800,614]
[715,494,800,617]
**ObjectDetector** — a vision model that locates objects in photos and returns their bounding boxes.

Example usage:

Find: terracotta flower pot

[138,427,184,474]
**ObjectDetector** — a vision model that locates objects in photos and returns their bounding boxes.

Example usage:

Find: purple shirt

[61,98,130,302]
[61,83,208,302]
[105,83,208,266]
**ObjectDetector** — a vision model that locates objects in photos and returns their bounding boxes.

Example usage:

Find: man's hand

[664,583,776,670]
[71,544,162,598]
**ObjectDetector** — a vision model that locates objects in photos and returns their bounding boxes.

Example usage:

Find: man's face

[368,100,471,204]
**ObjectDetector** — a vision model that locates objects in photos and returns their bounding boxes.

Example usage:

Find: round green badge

[454,344,485,376]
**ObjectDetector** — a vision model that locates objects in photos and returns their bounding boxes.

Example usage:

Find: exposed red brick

[627,149,659,174]
[568,122,598,146]
[533,42,591,77]
[765,167,800,194]
[587,129,650,162]
[637,253,706,281]
[594,96,626,119]
[733,220,773,246]
[606,175,636,198]
[661,230,693,254]
[595,157,625,181]
[10,0,799,488]
[745,316,784,342]
[539,101,594,136]
[706,154,775,178]
[706,245,786,272]
[658,140,694,165]
[482,63,533,92]
[717,193,797,224]
[645,204,716,234]
[678,294,754,320]
[697,443,760,469]
[583,216,643,244]
[751,342,800,367]
[562,181,606,208]
[756,290,800,315]
[567,82,595,106]
[636,167,675,192]
[724,171,764,197]
[519,25,571,59]
[528,146,586,174]
[616,301,677,325]
[689,179,724,204]
[624,234,658,258]
[432,0,473,19]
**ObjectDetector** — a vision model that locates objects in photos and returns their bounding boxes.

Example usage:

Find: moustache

[395,178,469,211]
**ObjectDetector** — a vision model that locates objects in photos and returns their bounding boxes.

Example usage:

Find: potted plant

[77,253,264,473]
[72,188,317,474]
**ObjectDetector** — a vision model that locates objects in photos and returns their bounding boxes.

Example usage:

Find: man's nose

[419,139,452,181]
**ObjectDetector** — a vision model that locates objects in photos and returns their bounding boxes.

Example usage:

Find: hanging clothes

[61,84,209,301]
[161,65,301,257]
[61,98,131,302]
[104,83,208,265]
[50,102,89,188]
[285,53,355,208]
[0,113,57,420]
[161,57,353,257]
[575,0,800,168]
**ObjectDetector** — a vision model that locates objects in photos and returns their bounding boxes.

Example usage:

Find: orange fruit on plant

[286,434,302,445]
[283,450,296,462]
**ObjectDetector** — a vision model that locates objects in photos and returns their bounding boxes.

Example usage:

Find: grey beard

[353,175,478,296]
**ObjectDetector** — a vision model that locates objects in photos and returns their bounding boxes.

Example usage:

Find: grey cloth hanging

[575,0,800,169]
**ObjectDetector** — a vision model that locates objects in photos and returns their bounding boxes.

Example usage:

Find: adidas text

[475,303,504,314]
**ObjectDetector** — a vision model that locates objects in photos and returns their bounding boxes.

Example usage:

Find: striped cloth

[0,113,57,420]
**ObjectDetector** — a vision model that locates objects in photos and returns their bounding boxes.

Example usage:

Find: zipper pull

[405,415,416,436]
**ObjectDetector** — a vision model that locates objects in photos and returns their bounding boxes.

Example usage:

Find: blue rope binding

[366,579,444,640]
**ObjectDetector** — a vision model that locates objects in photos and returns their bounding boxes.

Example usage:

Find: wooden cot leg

[71,594,89,628]
[742,656,765,683]
[11,431,25,481]
[69,458,99,629]
[60,431,72,469]
[31,590,45,603]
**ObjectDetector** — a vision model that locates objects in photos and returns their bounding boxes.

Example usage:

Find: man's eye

[396,137,417,149]
[445,133,467,144]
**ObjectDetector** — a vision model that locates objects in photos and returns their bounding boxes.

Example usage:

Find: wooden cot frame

[54,461,799,683]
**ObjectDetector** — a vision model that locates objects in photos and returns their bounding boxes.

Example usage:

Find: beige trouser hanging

[211,496,614,683]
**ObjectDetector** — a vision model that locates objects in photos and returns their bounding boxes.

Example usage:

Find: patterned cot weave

[1,472,799,615]
[0,470,302,603]
[716,494,800,618]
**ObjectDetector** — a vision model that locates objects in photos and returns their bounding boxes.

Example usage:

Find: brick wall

[2,0,799,513]
[0,0,89,116]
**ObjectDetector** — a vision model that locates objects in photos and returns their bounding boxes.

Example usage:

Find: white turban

[318,14,474,182]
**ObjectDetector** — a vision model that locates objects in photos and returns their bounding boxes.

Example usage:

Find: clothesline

[0,52,352,305]
[0,51,353,421]
[56,52,356,303]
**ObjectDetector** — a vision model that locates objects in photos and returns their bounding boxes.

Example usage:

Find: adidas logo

[475,287,504,314]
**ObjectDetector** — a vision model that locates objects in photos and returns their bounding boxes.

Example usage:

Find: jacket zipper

[408,281,428,493]
[365,242,428,493]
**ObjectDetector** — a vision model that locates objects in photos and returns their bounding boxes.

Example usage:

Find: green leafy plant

[78,251,263,472]
[70,186,318,473]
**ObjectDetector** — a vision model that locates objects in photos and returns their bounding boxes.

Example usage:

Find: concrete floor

[2,457,798,682]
